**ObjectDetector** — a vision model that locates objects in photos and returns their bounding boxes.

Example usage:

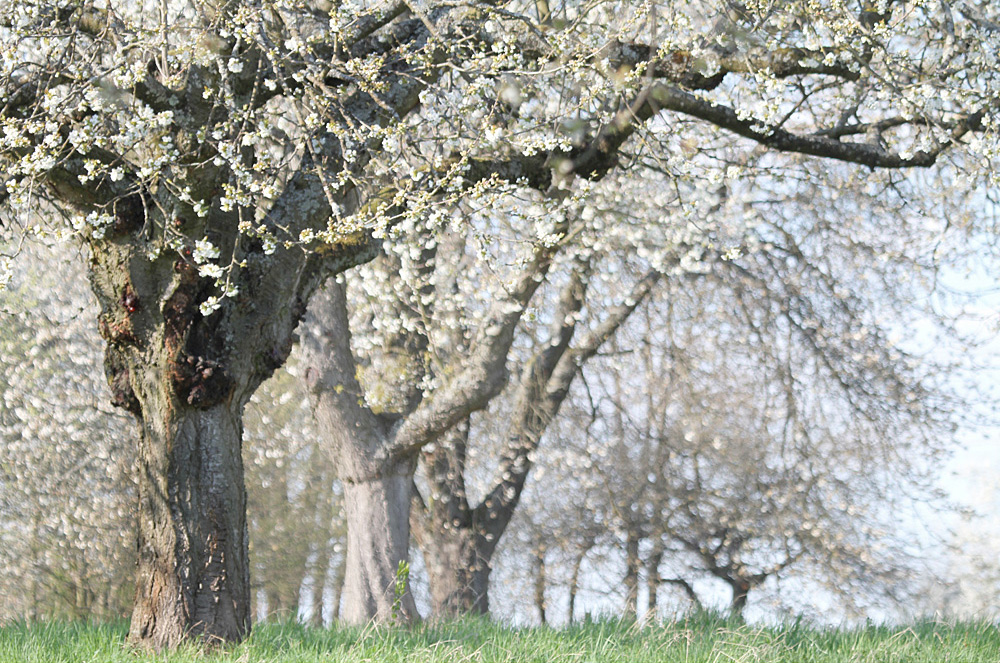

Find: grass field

[2,614,999,662]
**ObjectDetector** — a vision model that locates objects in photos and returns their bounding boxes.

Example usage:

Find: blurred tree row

[0,242,135,622]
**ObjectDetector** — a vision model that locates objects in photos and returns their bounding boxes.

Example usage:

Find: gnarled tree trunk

[78,170,372,647]
[412,268,661,618]
[411,423,493,616]
[415,515,492,615]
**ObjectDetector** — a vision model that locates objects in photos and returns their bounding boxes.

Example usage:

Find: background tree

[244,364,348,625]
[501,186,973,621]
[295,0,998,622]
[333,151,986,622]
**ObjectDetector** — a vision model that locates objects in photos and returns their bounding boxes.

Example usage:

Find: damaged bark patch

[97,278,143,347]
[164,261,200,346]
[111,191,145,236]
[164,261,234,409]
[105,347,141,416]
[121,283,140,313]
[98,312,137,346]
[172,354,231,407]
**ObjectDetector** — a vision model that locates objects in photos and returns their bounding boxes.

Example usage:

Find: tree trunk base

[127,402,250,651]
[340,469,418,624]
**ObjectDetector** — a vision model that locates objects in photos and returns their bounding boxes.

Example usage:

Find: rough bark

[73,168,371,647]
[128,400,250,648]
[97,248,343,648]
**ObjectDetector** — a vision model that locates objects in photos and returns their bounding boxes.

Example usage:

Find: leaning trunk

[340,467,418,623]
[128,397,250,649]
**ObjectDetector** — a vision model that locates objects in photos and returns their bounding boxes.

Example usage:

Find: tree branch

[649,85,989,169]
[387,218,572,460]
[473,267,662,539]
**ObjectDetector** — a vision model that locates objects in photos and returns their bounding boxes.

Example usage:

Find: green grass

[1,614,999,662]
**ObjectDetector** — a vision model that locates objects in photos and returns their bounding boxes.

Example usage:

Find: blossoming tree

[1,0,996,649]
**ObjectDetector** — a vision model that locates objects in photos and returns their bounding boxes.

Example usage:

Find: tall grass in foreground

[1,613,999,662]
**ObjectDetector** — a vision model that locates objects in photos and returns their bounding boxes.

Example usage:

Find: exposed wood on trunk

[76,172,372,648]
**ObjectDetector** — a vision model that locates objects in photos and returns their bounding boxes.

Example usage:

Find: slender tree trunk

[285,559,311,621]
[730,579,751,618]
[266,589,283,620]
[623,529,640,620]
[533,545,548,625]
[309,543,331,626]
[128,399,250,649]
[330,551,346,622]
[645,543,663,622]
[250,589,260,624]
